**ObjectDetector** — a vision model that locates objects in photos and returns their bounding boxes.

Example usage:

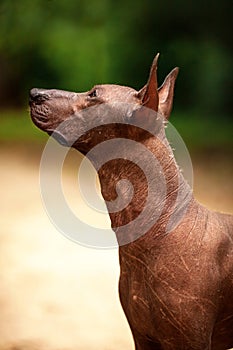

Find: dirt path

[0,145,232,350]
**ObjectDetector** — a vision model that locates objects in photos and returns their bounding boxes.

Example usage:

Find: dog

[30,54,233,349]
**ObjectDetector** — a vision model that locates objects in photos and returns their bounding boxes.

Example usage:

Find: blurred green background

[0,0,232,150]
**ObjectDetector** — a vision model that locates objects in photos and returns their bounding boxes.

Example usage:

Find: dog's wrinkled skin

[30,54,233,350]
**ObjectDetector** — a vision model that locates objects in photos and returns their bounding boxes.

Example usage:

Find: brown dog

[29,54,233,350]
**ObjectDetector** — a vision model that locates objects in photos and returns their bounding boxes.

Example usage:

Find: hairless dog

[29,54,233,350]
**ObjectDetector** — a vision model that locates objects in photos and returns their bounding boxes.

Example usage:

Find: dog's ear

[158,67,179,120]
[136,53,160,111]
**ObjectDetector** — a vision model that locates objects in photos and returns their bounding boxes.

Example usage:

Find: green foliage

[0,0,232,119]
[0,110,47,142]
[171,112,233,151]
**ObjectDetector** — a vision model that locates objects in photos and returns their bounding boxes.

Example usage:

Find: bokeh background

[0,1,232,349]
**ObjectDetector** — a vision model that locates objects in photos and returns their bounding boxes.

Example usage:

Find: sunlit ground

[0,144,232,350]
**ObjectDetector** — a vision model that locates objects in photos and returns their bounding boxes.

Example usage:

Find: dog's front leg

[133,332,162,350]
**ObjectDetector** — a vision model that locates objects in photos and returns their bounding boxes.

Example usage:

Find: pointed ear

[158,67,179,119]
[136,53,160,111]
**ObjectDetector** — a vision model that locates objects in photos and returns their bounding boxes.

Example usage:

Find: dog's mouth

[30,103,49,124]
[30,108,71,147]
[29,89,50,127]
[29,89,71,147]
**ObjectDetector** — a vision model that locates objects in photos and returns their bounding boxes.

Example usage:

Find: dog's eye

[88,89,97,98]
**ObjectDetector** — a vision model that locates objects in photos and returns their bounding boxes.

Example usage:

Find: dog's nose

[29,88,50,104]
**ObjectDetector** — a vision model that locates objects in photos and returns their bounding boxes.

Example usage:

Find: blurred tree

[0,0,232,118]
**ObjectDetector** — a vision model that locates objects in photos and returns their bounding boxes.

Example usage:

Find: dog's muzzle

[29,88,51,125]
[29,88,50,105]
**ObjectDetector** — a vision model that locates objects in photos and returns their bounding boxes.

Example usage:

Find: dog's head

[29,54,178,153]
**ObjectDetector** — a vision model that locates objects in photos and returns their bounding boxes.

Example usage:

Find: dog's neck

[86,126,194,246]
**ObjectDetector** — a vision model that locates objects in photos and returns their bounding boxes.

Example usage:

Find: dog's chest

[118,257,161,338]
